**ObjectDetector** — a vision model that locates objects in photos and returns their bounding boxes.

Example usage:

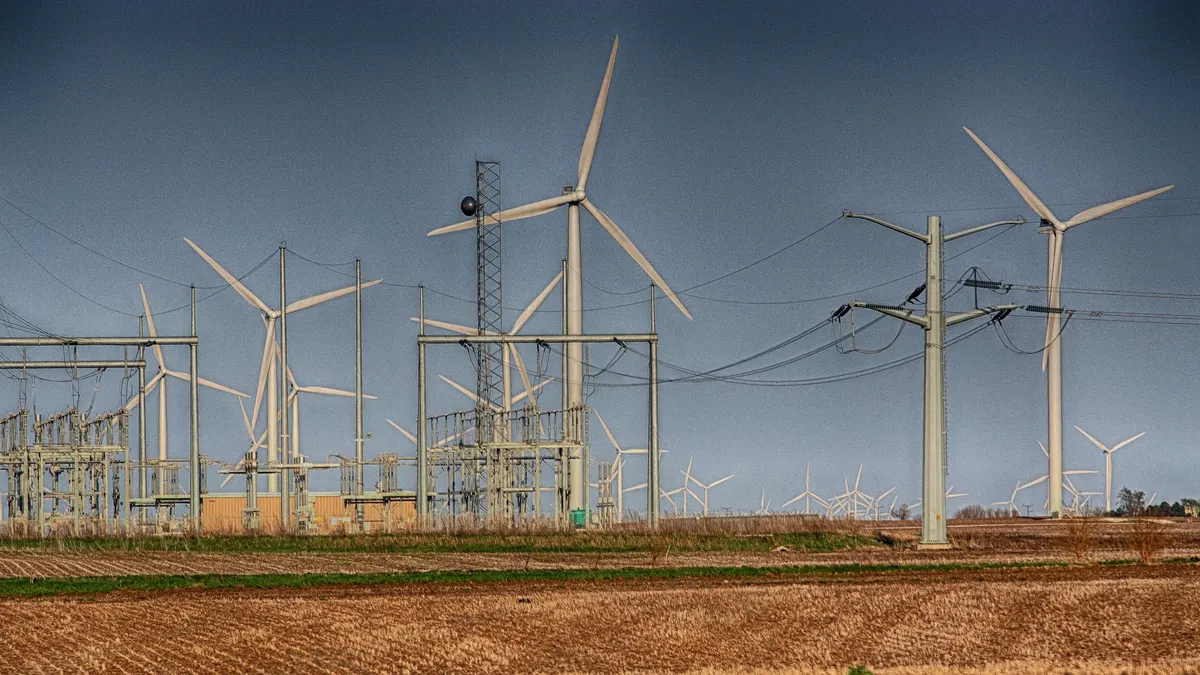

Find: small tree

[1117,487,1145,516]
[890,503,911,521]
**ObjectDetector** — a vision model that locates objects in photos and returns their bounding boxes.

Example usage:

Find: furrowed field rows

[0,563,1198,674]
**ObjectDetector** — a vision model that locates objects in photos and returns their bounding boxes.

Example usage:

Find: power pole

[279,243,290,529]
[354,259,365,529]
[842,212,1023,548]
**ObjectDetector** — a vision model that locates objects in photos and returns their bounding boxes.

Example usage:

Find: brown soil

[1,562,1198,673]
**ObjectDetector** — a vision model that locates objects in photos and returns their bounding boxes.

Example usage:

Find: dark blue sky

[1,1,1197,511]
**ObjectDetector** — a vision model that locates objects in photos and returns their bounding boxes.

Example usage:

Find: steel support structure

[417,322,662,528]
[0,336,200,533]
[474,161,505,517]
[843,212,1023,548]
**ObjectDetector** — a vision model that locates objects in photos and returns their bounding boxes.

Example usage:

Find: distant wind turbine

[1075,426,1145,513]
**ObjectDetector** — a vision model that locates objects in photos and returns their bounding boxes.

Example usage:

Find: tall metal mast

[474,161,503,515]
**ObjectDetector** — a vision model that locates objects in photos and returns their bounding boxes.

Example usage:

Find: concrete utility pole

[416,285,428,520]
[189,286,201,531]
[843,212,1023,548]
[355,259,365,528]
[279,244,290,528]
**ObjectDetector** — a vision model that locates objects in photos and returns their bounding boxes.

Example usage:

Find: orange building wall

[201,494,415,533]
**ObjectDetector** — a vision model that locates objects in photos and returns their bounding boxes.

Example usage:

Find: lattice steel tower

[474,161,504,438]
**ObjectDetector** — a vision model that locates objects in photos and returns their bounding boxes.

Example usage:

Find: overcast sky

[1,1,1197,513]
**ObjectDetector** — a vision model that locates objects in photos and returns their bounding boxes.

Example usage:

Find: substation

[0,158,665,536]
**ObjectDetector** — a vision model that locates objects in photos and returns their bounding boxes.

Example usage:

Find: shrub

[1126,519,1168,564]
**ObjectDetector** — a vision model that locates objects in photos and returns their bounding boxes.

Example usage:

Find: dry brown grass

[1,563,1198,673]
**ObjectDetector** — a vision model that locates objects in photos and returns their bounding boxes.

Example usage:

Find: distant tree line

[1114,487,1200,517]
[940,487,1200,520]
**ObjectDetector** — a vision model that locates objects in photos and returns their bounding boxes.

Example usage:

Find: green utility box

[569,509,587,529]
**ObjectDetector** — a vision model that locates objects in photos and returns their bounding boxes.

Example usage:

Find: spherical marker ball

[460,196,477,217]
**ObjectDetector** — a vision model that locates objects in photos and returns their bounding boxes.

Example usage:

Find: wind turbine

[1063,474,1103,516]
[992,476,1047,517]
[592,409,645,522]
[128,286,249,495]
[782,464,828,514]
[185,238,381,492]
[687,471,734,517]
[964,127,1172,517]
[1074,426,1145,513]
[755,489,772,516]
[428,37,692,511]
[677,458,702,516]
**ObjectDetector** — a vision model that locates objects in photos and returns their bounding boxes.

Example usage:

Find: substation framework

[416,290,664,527]
[0,336,201,535]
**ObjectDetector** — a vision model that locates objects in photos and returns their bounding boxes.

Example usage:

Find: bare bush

[1126,519,1168,564]
[1064,516,1098,562]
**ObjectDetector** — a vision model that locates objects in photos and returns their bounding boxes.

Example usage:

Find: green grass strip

[0,559,1085,599]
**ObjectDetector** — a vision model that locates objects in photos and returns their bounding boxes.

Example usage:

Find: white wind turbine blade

[435,427,474,448]
[439,375,501,412]
[139,285,167,370]
[876,487,896,502]
[592,409,623,454]
[577,36,618,192]
[386,419,418,445]
[286,279,382,313]
[510,271,563,335]
[508,345,537,403]
[1109,431,1145,454]
[1074,425,1112,454]
[1020,475,1049,491]
[581,199,692,320]
[250,319,277,431]
[1063,186,1175,229]
[296,385,378,399]
[708,474,734,489]
[623,482,647,493]
[1063,470,1098,476]
[511,378,551,405]
[428,193,576,236]
[123,371,165,411]
[854,464,863,492]
[237,397,255,442]
[219,457,245,488]
[184,238,274,315]
[660,489,679,511]
[1039,440,1049,457]
[783,493,804,508]
[163,370,250,398]
[962,128,1061,227]
[410,316,488,336]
